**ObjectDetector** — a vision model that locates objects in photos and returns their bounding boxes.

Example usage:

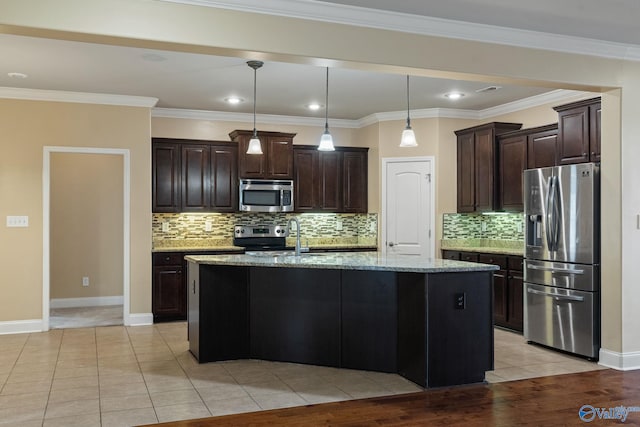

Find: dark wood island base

[187,260,494,389]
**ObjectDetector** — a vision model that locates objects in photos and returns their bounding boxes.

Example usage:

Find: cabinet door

[319,151,343,211]
[590,102,601,162]
[475,128,496,211]
[152,265,185,322]
[527,128,558,168]
[210,144,238,211]
[499,135,526,211]
[493,269,508,327]
[181,144,210,211]
[266,137,294,179]
[457,132,475,212]
[558,105,590,165]
[342,150,368,213]
[293,148,319,211]
[152,142,180,213]
[507,273,524,331]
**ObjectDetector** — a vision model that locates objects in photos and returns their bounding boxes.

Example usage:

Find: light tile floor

[0,323,604,427]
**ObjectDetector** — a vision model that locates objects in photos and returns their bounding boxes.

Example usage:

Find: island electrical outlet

[455,292,466,309]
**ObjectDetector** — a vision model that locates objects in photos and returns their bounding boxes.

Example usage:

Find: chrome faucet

[286,217,308,256]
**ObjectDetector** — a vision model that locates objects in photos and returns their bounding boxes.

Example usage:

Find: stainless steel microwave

[239,179,294,212]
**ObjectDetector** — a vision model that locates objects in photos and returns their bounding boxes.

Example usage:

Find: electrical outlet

[82,276,89,287]
[205,221,212,232]
[336,220,343,231]
[162,222,169,232]
[454,292,466,310]
[517,221,523,233]
[481,221,487,232]
[369,222,376,232]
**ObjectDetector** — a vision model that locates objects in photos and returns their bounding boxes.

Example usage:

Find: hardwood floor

[146,369,640,426]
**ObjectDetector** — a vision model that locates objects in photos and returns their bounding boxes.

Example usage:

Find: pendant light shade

[400,75,418,147]
[318,67,335,151]
[247,60,264,155]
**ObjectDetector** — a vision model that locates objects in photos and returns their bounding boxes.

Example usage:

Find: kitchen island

[185,252,498,388]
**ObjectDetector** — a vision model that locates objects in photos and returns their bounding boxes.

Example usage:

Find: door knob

[388,242,395,247]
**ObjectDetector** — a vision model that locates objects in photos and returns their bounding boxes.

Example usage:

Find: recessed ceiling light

[307,103,322,111]
[444,92,465,100]
[8,72,28,79]
[225,97,244,104]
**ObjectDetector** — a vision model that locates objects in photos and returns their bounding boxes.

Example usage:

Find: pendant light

[318,67,335,151]
[400,75,418,147]
[246,60,264,155]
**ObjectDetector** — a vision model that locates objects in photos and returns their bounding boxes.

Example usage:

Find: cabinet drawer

[508,256,524,272]
[478,253,507,269]
[442,250,461,260]
[459,252,479,263]
[153,252,184,266]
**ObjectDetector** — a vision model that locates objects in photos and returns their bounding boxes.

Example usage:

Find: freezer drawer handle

[527,288,585,301]
[527,265,584,274]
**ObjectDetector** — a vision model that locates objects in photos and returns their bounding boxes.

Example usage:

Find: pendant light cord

[406,75,411,128]
[324,67,330,132]
[253,65,257,137]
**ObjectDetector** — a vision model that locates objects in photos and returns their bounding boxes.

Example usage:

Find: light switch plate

[6,216,28,227]
[162,222,169,232]
[205,221,212,232]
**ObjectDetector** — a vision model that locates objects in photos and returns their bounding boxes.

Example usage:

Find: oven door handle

[526,265,584,274]
[527,288,585,302]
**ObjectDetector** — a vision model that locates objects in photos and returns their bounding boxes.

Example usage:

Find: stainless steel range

[233,224,288,251]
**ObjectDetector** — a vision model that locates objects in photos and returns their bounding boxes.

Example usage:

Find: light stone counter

[185,252,498,273]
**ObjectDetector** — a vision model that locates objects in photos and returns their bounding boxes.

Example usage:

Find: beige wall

[50,153,123,299]
[1,0,638,361]
[0,99,151,321]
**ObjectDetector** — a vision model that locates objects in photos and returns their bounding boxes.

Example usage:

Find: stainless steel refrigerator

[523,163,600,359]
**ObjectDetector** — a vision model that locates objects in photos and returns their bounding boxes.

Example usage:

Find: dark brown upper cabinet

[554,97,601,165]
[496,123,558,211]
[152,141,181,213]
[455,122,522,213]
[293,145,368,213]
[152,138,238,213]
[229,130,295,179]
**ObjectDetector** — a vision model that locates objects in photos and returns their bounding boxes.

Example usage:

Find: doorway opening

[43,147,131,330]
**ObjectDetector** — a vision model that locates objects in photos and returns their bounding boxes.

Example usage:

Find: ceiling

[1,0,629,121]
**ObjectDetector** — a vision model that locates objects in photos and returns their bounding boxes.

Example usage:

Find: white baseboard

[0,319,44,335]
[126,313,154,326]
[50,296,124,309]
[599,348,640,370]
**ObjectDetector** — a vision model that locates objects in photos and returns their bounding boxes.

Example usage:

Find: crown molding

[477,89,591,120]
[160,0,640,61]
[0,87,158,107]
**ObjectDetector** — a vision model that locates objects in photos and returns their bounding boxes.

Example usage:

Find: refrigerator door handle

[526,288,585,302]
[545,176,554,251]
[526,265,585,274]
[552,175,561,251]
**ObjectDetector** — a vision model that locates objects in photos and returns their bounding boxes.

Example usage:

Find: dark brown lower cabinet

[443,250,524,332]
[152,252,186,322]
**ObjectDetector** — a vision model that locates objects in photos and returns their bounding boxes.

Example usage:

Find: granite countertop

[153,243,378,253]
[185,252,499,273]
[440,239,524,256]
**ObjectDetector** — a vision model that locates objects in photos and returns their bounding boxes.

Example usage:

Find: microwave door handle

[527,288,585,302]
[545,176,554,251]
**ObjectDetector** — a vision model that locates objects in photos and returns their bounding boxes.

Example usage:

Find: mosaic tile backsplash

[152,213,377,249]
[442,213,525,241]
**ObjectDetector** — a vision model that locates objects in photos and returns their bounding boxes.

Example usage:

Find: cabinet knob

[165,256,170,261]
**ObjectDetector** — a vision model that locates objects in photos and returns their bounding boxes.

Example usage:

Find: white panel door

[384,159,433,257]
